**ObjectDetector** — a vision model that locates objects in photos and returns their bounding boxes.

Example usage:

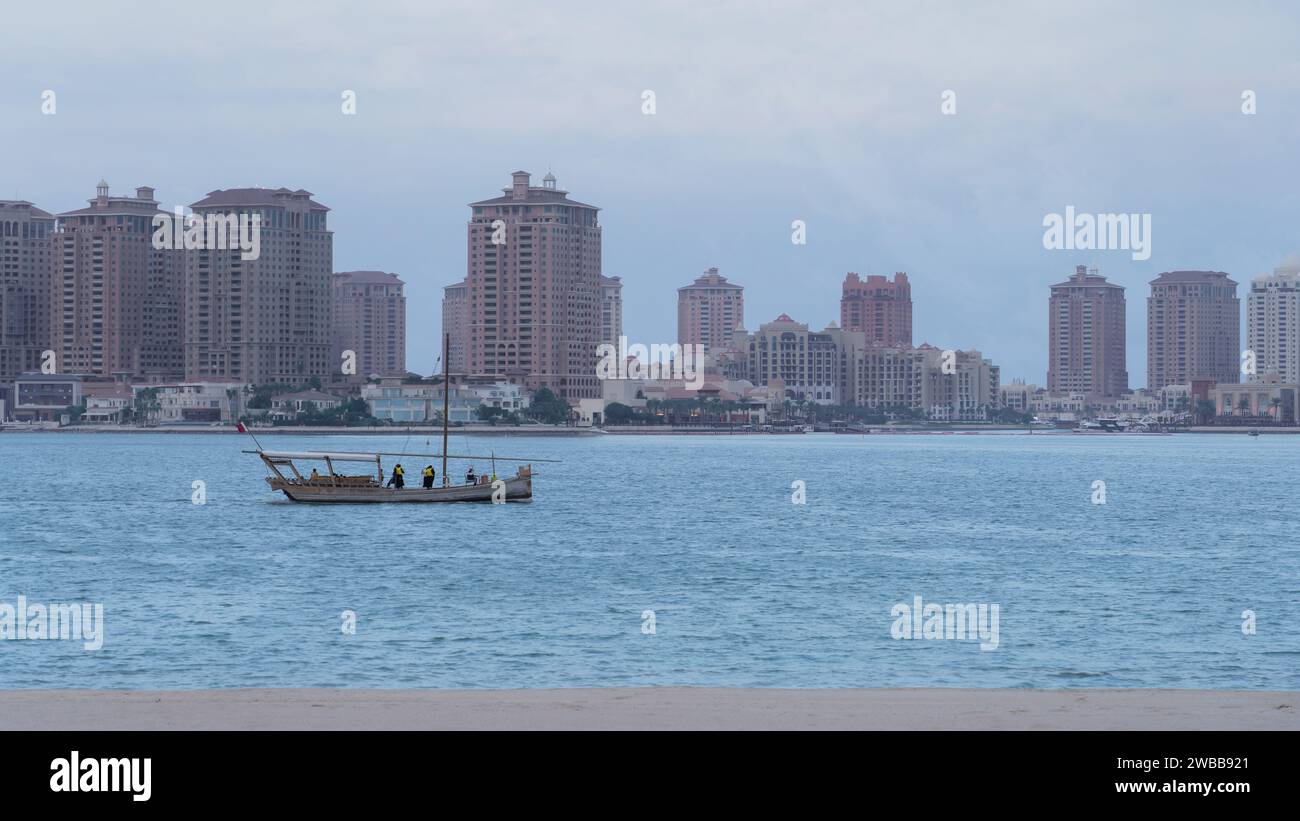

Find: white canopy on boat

[259,451,380,463]
[248,449,556,463]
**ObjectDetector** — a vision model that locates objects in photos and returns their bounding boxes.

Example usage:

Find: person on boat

[387,464,405,489]
[465,466,476,485]
[309,468,320,483]
[422,465,435,489]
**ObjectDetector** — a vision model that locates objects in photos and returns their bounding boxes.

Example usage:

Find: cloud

[3,0,1299,383]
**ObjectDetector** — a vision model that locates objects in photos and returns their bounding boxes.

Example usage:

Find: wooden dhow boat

[249,449,547,503]
[244,331,556,504]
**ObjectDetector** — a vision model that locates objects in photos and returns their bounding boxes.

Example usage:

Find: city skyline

[7,0,1300,757]
[5,2,1300,389]
[6,177,1295,390]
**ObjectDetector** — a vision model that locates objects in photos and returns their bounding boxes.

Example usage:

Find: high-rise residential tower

[466,171,601,400]
[1047,265,1128,397]
[677,267,743,354]
[441,278,468,375]
[332,270,406,377]
[184,187,332,384]
[600,275,623,349]
[0,201,55,381]
[1146,270,1239,389]
[52,182,183,379]
[840,272,912,346]
[1247,265,1300,384]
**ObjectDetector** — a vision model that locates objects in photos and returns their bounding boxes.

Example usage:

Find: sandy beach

[0,688,1294,730]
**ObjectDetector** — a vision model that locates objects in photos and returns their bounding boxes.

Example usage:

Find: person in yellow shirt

[422,465,435,489]
[387,463,405,489]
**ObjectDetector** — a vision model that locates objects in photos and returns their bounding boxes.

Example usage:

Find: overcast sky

[4,1,1299,386]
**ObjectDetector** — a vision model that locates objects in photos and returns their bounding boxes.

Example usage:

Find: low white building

[136,383,246,423]
[1157,384,1192,412]
[1111,390,1161,415]
[270,390,343,419]
[575,397,607,426]
[362,380,480,423]
[82,384,134,423]
[463,380,530,412]
[999,382,1038,412]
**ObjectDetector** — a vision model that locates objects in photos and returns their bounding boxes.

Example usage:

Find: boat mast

[441,332,450,486]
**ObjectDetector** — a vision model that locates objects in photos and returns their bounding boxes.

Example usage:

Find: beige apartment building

[742,314,861,404]
[678,268,743,354]
[332,270,406,377]
[1212,376,1297,423]
[601,274,623,349]
[1246,265,1300,385]
[1048,265,1128,398]
[999,381,1039,412]
[441,278,468,375]
[0,200,55,381]
[467,171,602,401]
[920,347,1000,420]
[1146,270,1239,390]
[184,187,333,385]
[852,344,925,408]
[852,344,999,419]
[732,311,1001,417]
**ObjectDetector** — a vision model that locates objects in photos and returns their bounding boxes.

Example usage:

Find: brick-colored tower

[0,200,55,381]
[53,182,183,379]
[1048,265,1127,398]
[466,171,601,400]
[332,270,406,377]
[840,272,912,346]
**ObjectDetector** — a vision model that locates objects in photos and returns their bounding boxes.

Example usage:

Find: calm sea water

[0,430,1296,690]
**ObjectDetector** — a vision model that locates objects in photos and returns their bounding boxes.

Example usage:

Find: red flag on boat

[237,422,247,433]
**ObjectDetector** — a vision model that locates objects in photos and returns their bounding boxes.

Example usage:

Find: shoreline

[0,424,598,436]
[5,424,1298,435]
[0,688,1294,730]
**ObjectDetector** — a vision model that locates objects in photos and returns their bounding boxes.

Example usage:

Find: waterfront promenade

[0,688,1294,730]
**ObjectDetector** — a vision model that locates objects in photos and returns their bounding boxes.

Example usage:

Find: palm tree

[1195,399,1217,425]
[226,387,242,423]
[1270,396,1282,421]
[1237,396,1251,417]
[133,387,161,426]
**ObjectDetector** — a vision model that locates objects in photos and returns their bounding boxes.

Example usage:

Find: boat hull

[267,474,532,503]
